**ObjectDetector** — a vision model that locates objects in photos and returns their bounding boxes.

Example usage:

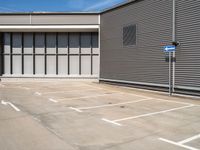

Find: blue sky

[0,0,127,12]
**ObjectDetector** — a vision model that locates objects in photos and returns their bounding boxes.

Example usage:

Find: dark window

[123,24,136,46]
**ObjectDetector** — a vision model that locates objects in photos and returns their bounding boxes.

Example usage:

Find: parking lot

[0,79,200,150]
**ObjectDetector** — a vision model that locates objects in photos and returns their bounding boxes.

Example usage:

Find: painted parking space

[0,80,200,150]
[159,134,200,150]
[68,96,198,125]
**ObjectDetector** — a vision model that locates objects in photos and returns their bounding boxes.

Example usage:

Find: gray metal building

[0,0,200,95]
[100,0,200,95]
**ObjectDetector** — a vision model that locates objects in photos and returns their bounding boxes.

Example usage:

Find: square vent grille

[123,24,136,46]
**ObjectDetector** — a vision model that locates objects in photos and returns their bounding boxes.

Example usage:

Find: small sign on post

[163,45,176,52]
[162,45,176,96]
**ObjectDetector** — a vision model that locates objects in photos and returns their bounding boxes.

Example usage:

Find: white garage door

[3,32,99,77]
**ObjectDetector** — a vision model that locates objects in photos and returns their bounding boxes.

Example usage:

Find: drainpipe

[98,14,101,82]
[172,0,176,93]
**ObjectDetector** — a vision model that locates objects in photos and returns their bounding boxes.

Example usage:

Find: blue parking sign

[163,45,176,52]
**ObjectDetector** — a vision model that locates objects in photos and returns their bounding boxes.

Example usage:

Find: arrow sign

[163,45,176,52]
[1,100,20,112]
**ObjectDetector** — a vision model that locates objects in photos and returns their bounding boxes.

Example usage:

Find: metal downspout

[172,0,176,93]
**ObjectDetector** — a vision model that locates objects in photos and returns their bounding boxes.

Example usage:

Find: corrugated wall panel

[175,0,200,92]
[100,0,172,87]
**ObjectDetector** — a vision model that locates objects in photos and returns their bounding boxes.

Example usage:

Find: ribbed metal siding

[175,1,200,92]
[100,0,172,87]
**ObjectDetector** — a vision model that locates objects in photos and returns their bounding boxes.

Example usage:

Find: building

[0,0,200,95]
[0,13,100,78]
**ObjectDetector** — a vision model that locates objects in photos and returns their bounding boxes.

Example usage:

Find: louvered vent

[123,24,136,46]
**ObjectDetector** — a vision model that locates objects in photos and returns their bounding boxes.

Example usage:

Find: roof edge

[0,12,100,15]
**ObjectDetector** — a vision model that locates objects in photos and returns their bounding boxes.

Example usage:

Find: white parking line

[1,100,21,112]
[57,92,118,101]
[56,91,151,102]
[33,117,41,122]
[35,92,42,96]
[70,98,151,111]
[178,134,200,144]
[69,107,83,112]
[102,118,122,126]
[120,92,152,99]
[113,104,194,122]
[48,98,58,103]
[43,91,71,94]
[156,98,196,106]
[159,137,199,150]
[17,86,30,90]
[41,88,100,95]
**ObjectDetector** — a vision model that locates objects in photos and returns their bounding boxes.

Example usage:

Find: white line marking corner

[178,134,200,144]
[1,100,20,112]
[69,107,83,112]
[48,98,58,103]
[159,138,199,150]
[102,118,122,126]
[35,92,42,96]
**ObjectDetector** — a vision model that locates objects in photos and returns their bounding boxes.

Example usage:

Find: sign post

[163,45,176,96]
[169,52,172,96]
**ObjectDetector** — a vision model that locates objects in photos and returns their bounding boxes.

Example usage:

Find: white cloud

[84,0,122,11]
[0,6,18,12]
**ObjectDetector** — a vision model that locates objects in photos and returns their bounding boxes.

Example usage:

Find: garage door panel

[46,33,56,54]
[35,33,45,54]
[70,56,79,75]
[4,55,10,74]
[13,55,22,74]
[58,33,68,54]
[24,33,33,54]
[69,33,79,54]
[93,55,99,75]
[81,33,91,54]
[24,55,33,74]
[35,55,44,75]
[58,55,68,75]
[81,56,91,75]
[47,55,56,75]
[92,33,99,54]
[4,33,10,54]
[13,33,22,54]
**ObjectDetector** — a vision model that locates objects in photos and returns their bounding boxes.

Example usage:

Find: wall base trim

[99,78,200,96]
[99,78,168,88]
